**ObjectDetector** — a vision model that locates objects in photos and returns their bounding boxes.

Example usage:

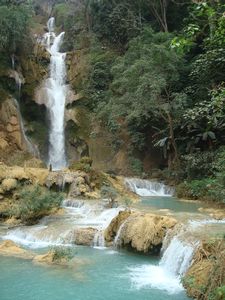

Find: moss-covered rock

[183,239,225,300]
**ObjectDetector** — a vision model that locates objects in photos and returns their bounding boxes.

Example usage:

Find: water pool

[0,246,190,300]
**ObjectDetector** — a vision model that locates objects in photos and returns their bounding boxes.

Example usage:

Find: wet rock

[105,210,132,243]
[73,227,97,246]
[106,212,177,253]
[0,240,34,259]
[33,251,68,265]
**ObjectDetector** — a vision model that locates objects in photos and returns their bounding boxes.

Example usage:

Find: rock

[105,210,132,243]
[106,212,177,253]
[0,138,9,150]
[1,178,17,192]
[33,251,69,265]
[183,240,225,299]
[73,228,97,246]
[0,240,34,259]
[24,158,45,168]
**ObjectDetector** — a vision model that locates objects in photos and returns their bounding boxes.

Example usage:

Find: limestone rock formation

[0,98,27,152]
[0,240,34,259]
[183,239,225,299]
[104,210,132,243]
[105,211,177,253]
[73,227,97,246]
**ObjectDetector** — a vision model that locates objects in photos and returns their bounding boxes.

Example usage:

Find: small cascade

[125,178,174,197]
[160,236,198,277]
[129,223,199,294]
[62,199,84,208]
[93,230,105,248]
[12,99,39,157]
[42,17,67,170]
[113,220,127,248]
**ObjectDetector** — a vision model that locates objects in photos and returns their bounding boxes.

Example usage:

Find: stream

[0,180,224,300]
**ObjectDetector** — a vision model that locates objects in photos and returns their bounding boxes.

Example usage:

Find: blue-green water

[0,246,190,300]
[136,196,202,213]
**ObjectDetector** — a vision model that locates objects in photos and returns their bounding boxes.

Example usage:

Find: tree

[0,1,31,54]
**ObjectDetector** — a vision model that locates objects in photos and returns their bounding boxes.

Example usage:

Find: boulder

[73,228,97,246]
[105,210,132,243]
[106,212,177,253]
[0,240,34,259]
[33,251,68,265]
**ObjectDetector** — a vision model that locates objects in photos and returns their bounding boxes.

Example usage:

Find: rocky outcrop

[0,98,27,153]
[183,239,225,300]
[105,210,132,243]
[0,240,34,259]
[33,250,70,266]
[73,227,97,246]
[105,211,177,253]
[46,170,92,197]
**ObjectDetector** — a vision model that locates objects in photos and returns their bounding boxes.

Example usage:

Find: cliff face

[0,98,26,152]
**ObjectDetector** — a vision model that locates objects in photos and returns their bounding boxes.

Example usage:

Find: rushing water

[1,192,224,300]
[125,178,174,197]
[42,17,67,170]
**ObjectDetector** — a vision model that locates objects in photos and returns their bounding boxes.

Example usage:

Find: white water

[43,17,67,170]
[129,216,225,294]
[2,201,122,249]
[129,240,197,294]
[113,219,128,248]
[125,178,174,197]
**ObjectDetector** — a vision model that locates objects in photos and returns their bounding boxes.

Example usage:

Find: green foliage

[129,157,143,176]
[70,156,93,173]
[0,1,32,53]
[12,185,63,224]
[210,286,225,300]
[51,246,74,262]
[181,152,215,180]
[100,185,118,200]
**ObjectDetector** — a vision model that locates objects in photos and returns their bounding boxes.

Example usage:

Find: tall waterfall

[43,17,67,170]
[125,178,174,197]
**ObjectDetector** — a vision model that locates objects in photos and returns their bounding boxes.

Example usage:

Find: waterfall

[12,99,39,157]
[129,223,199,294]
[125,178,174,197]
[93,230,105,248]
[113,220,128,248]
[43,17,67,170]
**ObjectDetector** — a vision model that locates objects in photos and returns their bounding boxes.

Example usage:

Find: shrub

[100,185,118,200]
[12,185,63,224]
[181,152,215,180]
[70,157,93,173]
[129,157,143,176]
[176,179,225,203]
[51,247,74,262]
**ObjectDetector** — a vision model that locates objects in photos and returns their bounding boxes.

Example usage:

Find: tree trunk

[167,112,180,167]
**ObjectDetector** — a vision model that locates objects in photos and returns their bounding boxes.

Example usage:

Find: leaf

[208,131,216,140]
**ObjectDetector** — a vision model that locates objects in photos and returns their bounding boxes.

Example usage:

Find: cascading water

[125,178,174,197]
[10,57,39,157]
[43,17,67,170]
[12,99,39,157]
[129,226,198,294]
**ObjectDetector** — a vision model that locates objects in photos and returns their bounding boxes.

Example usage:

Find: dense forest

[0,0,225,203]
